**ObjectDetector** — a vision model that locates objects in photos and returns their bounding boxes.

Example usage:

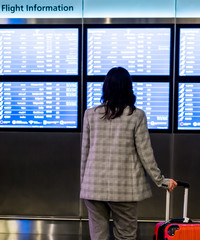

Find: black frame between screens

[83,78,173,133]
[0,24,82,77]
[0,78,81,132]
[175,24,200,133]
[175,24,200,80]
[83,24,174,133]
[174,80,200,133]
[83,23,174,80]
[0,24,82,132]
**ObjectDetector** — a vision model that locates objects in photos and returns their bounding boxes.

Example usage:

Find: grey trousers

[84,199,138,240]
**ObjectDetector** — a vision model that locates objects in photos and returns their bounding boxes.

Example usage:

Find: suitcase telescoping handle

[165,180,190,222]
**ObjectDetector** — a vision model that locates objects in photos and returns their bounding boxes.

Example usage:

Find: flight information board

[87,28,171,76]
[87,82,170,129]
[0,82,78,129]
[179,28,200,76]
[0,28,79,75]
[178,83,200,130]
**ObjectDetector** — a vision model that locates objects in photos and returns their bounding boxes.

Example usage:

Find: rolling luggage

[154,180,200,240]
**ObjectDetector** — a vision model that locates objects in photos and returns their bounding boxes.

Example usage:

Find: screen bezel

[83,23,174,80]
[0,24,82,132]
[83,24,174,133]
[176,24,200,80]
[175,25,200,133]
[83,78,173,133]
[0,78,81,132]
[174,81,200,133]
[0,24,82,77]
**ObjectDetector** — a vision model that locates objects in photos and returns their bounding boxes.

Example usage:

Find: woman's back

[81,67,177,240]
[80,106,154,202]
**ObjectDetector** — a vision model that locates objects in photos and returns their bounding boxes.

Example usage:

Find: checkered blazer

[80,106,169,202]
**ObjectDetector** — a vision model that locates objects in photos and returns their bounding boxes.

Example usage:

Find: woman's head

[101,67,136,119]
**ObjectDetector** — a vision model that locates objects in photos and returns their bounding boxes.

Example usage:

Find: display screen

[0,82,78,129]
[179,28,200,76]
[87,28,171,76]
[0,28,79,75]
[87,82,170,129]
[178,83,200,130]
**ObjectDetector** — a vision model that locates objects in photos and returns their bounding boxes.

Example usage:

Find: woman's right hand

[168,179,178,192]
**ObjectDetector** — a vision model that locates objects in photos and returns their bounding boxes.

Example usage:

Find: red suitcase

[154,180,200,240]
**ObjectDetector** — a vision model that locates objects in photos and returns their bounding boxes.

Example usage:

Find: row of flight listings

[0,24,199,132]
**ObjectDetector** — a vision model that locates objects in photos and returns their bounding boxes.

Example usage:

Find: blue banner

[0,0,82,18]
[84,0,175,18]
[176,0,200,17]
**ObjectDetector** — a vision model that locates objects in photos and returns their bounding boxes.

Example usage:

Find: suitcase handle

[176,180,190,188]
[165,180,189,222]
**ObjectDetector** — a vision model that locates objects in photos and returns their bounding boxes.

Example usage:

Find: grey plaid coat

[80,106,169,202]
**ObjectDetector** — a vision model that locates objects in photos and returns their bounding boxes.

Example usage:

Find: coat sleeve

[134,111,169,189]
[80,110,90,184]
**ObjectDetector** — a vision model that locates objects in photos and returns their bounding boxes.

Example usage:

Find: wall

[0,0,200,237]
[0,17,199,223]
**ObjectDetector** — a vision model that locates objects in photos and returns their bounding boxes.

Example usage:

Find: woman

[80,67,177,240]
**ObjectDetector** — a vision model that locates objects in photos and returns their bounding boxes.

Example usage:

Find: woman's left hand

[168,179,178,192]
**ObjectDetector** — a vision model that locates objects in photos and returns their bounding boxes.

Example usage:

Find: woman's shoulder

[124,107,145,119]
[134,108,146,117]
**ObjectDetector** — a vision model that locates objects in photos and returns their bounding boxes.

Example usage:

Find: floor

[0,234,91,240]
[0,220,154,240]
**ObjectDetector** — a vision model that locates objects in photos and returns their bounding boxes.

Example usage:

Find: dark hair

[99,67,136,119]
